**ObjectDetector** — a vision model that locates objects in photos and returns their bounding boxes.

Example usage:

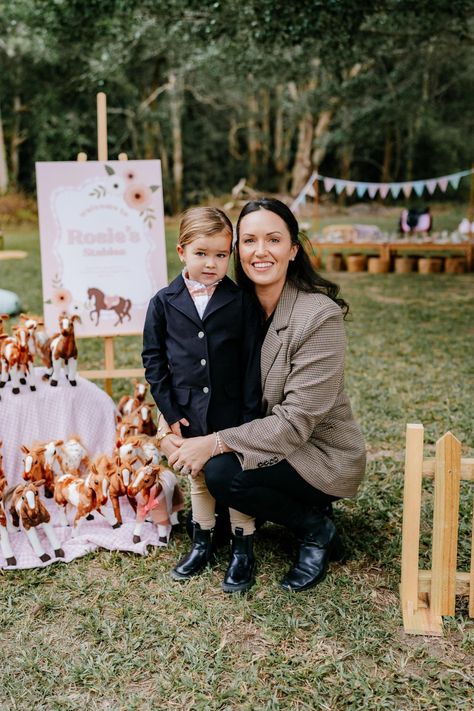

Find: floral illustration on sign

[88,165,160,228]
[44,275,81,316]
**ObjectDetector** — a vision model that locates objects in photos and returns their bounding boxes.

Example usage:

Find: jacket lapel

[165,275,202,328]
[260,282,299,388]
[202,277,238,321]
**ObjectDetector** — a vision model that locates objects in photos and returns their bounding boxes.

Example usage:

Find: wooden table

[311,241,474,271]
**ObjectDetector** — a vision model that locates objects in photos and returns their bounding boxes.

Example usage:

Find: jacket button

[203,386,209,394]
[200,359,206,366]
[198,331,205,338]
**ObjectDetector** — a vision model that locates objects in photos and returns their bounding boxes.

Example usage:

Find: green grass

[1,214,474,710]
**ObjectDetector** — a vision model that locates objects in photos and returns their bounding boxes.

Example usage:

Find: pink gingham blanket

[0,368,182,570]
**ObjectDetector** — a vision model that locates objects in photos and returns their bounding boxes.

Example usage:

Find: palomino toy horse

[46,312,80,387]
[9,480,65,563]
[0,441,16,566]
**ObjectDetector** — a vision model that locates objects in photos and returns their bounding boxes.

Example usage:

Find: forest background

[0,0,473,213]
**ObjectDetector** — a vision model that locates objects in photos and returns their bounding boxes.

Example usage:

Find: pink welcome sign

[35,160,167,337]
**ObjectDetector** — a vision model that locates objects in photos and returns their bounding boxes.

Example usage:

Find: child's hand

[170,418,190,437]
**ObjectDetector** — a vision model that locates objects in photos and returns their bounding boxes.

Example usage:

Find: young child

[142,207,261,593]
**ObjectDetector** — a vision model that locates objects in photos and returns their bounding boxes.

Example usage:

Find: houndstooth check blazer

[220,281,366,497]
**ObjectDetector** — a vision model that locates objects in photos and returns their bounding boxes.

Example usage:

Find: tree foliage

[0,0,472,209]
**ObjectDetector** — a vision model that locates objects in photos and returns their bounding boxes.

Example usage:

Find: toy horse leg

[96,506,118,528]
[157,524,170,544]
[10,364,21,394]
[109,495,123,527]
[57,505,69,527]
[50,357,62,387]
[67,357,77,386]
[132,520,143,544]
[24,526,51,562]
[27,364,37,392]
[0,525,16,566]
[41,522,64,558]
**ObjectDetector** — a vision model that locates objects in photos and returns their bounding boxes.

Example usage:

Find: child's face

[177,231,232,284]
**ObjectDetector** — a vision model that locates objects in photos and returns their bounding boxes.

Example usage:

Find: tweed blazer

[221,281,366,497]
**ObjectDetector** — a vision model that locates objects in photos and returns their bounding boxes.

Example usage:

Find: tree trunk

[260,88,270,175]
[168,72,183,213]
[311,109,332,170]
[290,112,314,197]
[247,92,259,186]
[381,129,393,183]
[338,144,352,206]
[10,95,24,189]
[273,85,293,193]
[0,103,8,194]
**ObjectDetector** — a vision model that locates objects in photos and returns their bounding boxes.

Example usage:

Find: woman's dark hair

[235,198,349,317]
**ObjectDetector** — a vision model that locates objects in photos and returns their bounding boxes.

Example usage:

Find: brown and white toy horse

[0,441,16,566]
[9,479,65,563]
[127,462,168,544]
[54,464,115,533]
[117,380,148,416]
[47,312,80,387]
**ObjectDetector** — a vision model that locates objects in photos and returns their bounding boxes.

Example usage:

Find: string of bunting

[291,168,474,212]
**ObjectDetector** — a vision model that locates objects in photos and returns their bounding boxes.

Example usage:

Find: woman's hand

[160,433,183,460]
[168,434,216,477]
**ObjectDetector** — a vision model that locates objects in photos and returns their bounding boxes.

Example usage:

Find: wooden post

[401,424,424,615]
[431,432,461,616]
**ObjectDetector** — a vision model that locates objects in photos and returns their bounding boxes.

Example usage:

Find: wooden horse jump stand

[400,424,474,635]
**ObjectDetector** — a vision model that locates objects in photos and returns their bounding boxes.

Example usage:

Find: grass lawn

[1,214,473,710]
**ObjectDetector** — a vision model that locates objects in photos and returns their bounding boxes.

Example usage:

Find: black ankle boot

[170,522,213,581]
[222,527,256,593]
[280,514,344,592]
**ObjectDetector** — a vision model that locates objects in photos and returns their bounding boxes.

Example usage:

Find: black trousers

[204,454,339,533]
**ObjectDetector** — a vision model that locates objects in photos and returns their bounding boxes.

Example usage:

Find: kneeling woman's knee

[204,453,240,501]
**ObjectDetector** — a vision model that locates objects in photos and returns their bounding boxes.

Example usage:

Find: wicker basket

[444,257,467,274]
[418,257,443,274]
[367,257,390,274]
[325,253,343,272]
[346,254,367,273]
[394,256,417,273]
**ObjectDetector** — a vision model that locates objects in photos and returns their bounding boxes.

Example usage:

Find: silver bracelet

[211,433,219,457]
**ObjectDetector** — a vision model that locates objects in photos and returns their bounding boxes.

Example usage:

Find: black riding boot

[222,527,256,593]
[171,522,213,581]
[280,513,344,592]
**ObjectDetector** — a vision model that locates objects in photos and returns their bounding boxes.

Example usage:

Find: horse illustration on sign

[87,287,132,327]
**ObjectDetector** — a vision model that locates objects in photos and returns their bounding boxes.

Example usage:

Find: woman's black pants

[204,454,338,534]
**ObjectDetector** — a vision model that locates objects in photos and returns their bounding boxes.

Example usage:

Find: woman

[163,198,366,593]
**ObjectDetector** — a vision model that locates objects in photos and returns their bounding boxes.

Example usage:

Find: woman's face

[238,208,298,290]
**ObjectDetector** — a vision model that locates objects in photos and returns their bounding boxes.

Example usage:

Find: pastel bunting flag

[345,182,356,196]
[368,184,379,199]
[379,184,390,199]
[413,181,425,197]
[448,174,461,189]
[324,177,335,192]
[426,180,437,194]
[335,180,345,195]
[438,178,448,192]
[402,183,413,198]
[390,183,402,198]
[356,183,368,198]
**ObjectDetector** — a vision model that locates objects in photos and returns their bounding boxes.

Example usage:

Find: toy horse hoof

[20,378,26,385]
[40,553,51,563]
[12,387,20,394]
[159,535,168,544]
[0,381,5,388]
[55,548,65,558]
[6,556,16,566]
[112,522,122,529]
[133,535,141,544]
[45,490,53,499]
[86,514,94,521]
[50,379,58,387]
[30,385,36,391]
[69,380,77,387]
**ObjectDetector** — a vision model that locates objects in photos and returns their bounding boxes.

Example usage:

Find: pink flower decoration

[124,184,152,210]
[51,288,72,307]
[124,169,137,181]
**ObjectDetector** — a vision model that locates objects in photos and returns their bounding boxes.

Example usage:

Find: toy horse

[93,454,137,527]
[54,464,116,533]
[0,324,36,393]
[47,312,80,386]
[9,480,65,563]
[127,462,166,543]
[118,380,148,416]
[0,442,16,566]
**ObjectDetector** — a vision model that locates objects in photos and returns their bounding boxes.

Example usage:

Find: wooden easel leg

[104,337,114,396]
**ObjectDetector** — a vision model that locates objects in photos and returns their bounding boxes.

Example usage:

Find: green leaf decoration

[150,185,160,192]
[44,299,52,304]
[105,165,115,175]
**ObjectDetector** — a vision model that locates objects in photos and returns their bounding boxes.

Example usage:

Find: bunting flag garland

[290,168,473,213]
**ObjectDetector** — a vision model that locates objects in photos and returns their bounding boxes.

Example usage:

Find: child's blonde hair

[178,207,233,248]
